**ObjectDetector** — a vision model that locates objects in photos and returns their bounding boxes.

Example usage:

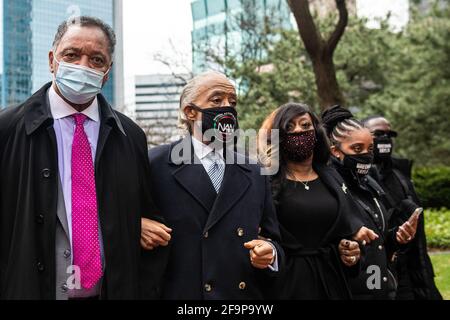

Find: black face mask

[281,130,317,163]
[342,152,374,177]
[189,103,239,142]
[373,136,393,163]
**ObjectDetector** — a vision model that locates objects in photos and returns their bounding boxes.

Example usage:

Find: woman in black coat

[259,103,364,299]
[322,105,420,300]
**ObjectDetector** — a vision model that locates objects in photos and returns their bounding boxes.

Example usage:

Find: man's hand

[396,213,419,244]
[338,239,360,267]
[141,218,172,250]
[244,240,275,269]
[353,226,379,246]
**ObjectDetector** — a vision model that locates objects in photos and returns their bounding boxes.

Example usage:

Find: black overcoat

[147,136,283,300]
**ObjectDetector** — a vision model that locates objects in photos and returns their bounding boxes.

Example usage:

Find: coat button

[36,214,44,224]
[63,249,71,258]
[204,231,209,239]
[383,277,388,282]
[237,228,244,237]
[374,214,379,219]
[37,261,45,272]
[378,245,383,250]
[204,283,212,292]
[42,168,51,178]
[239,282,246,290]
[61,283,68,293]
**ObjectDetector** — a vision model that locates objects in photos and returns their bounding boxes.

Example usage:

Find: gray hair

[178,71,232,133]
[52,16,116,58]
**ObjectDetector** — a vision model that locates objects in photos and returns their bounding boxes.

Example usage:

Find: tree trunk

[287,0,348,110]
[312,52,345,108]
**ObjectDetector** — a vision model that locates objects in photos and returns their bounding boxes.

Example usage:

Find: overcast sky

[123,0,192,106]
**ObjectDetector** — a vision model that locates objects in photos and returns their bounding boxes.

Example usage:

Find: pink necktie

[71,113,102,289]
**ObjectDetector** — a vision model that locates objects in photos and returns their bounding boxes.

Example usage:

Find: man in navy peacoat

[140,71,283,300]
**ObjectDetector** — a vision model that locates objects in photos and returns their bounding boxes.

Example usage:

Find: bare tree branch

[152,38,193,84]
[326,0,348,54]
[288,0,324,58]
[153,54,191,84]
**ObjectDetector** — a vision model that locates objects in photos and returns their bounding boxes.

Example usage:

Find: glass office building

[0,0,123,108]
[1,0,33,107]
[191,0,292,74]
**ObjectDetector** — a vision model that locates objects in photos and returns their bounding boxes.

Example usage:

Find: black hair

[268,102,330,201]
[321,105,364,146]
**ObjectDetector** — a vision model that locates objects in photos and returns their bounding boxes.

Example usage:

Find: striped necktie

[207,158,225,193]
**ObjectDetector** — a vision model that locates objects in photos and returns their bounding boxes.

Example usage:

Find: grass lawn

[430,252,450,300]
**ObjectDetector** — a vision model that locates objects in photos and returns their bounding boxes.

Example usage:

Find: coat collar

[24,82,125,136]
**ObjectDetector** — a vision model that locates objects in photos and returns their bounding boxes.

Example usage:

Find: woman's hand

[339,239,360,267]
[141,218,172,250]
[353,226,379,246]
[396,213,419,244]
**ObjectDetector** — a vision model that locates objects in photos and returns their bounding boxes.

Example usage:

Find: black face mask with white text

[341,152,374,177]
[373,136,393,163]
[189,103,239,143]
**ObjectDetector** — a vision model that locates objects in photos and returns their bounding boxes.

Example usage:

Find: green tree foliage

[425,208,450,249]
[362,5,450,165]
[413,166,450,208]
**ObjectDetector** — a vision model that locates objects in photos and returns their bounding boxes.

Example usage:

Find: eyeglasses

[373,130,398,138]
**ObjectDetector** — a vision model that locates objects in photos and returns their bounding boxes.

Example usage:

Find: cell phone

[408,207,423,223]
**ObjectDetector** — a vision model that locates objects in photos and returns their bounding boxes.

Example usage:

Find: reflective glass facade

[1,0,33,107]
[191,0,292,74]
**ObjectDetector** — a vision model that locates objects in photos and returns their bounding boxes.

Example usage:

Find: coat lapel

[172,162,218,213]
[24,82,54,135]
[170,137,218,213]
[95,124,112,172]
[94,93,126,171]
[203,163,251,233]
[316,166,346,242]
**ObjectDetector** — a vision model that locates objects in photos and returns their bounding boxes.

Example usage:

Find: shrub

[413,167,450,208]
[425,208,450,249]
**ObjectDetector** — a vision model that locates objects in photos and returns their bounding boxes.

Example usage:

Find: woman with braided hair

[322,105,420,300]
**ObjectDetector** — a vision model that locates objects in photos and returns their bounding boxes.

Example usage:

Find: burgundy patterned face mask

[281,130,317,163]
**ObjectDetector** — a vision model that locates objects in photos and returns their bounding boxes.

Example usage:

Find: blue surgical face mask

[54,57,110,104]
